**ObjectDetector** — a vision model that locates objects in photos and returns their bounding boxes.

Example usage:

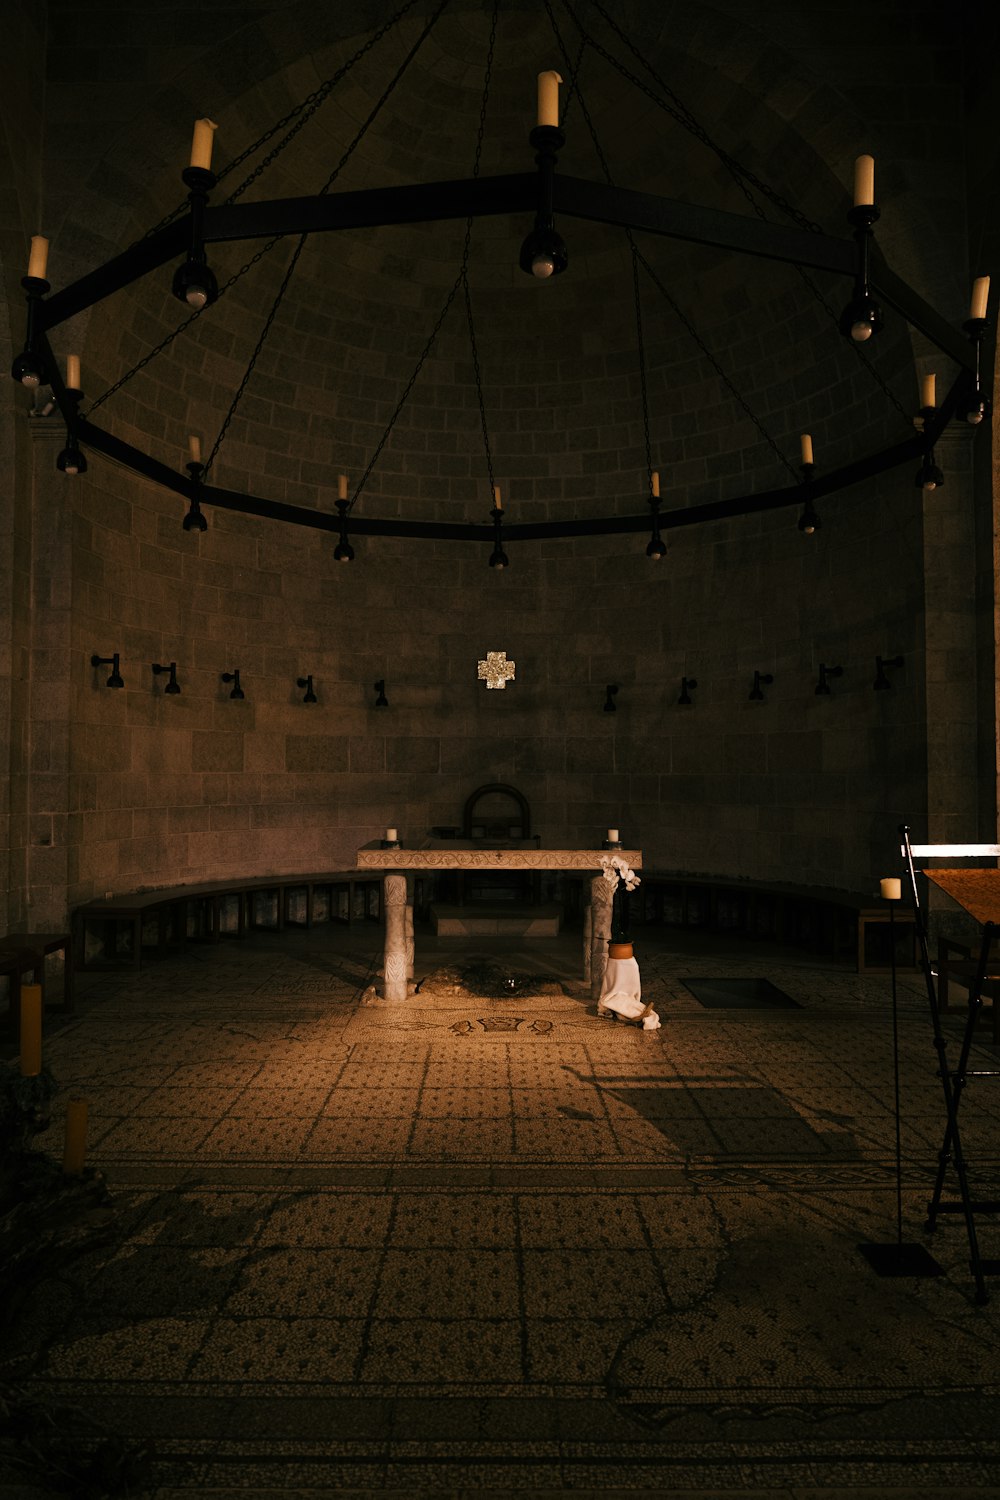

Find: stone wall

[1,0,993,926]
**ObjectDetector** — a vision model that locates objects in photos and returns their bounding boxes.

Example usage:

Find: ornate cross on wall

[477,650,516,690]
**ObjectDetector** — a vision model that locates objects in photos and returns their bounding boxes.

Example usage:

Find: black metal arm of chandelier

[18,155,983,542]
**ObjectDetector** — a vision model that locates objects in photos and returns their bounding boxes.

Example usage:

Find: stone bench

[631,872,918,974]
[74,873,383,972]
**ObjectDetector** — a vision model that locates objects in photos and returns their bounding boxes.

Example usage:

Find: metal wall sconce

[297,674,317,703]
[152,661,181,695]
[374,679,389,708]
[221,670,245,700]
[749,671,773,701]
[603,684,619,713]
[815,663,843,695]
[873,654,904,690]
[91,652,124,688]
[678,676,697,706]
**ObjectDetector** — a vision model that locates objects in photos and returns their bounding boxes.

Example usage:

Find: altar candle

[651,470,660,498]
[63,1097,88,1174]
[800,434,814,466]
[188,434,202,464]
[27,235,49,280]
[492,484,502,511]
[189,118,218,171]
[19,984,42,1077]
[921,373,936,409]
[338,474,348,501]
[537,70,562,128]
[853,154,875,207]
[970,276,990,321]
[880,877,902,901]
[66,355,81,391]
[607,828,619,842]
[385,827,398,842]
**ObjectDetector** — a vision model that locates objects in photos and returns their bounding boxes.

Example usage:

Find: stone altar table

[357,842,643,1003]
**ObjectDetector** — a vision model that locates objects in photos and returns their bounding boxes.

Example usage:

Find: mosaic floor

[4,925,1000,1498]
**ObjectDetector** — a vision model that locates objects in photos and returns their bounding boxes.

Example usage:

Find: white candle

[970,276,990,321]
[338,474,348,501]
[66,355,81,390]
[651,470,660,498]
[921,373,936,409]
[492,484,502,511]
[607,828,619,842]
[188,434,202,464]
[189,118,218,171]
[853,154,875,207]
[880,878,901,901]
[800,434,814,466]
[27,235,49,280]
[385,827,398,842]
[537,70,562,128]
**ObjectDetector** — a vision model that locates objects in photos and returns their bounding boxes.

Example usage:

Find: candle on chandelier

[66,355,81,391]
[27,235,49,280]
[880,877,902,901]
[921,373,936,410]
[853,154,875,207]
[970,276,990,321]
[537,70,562,128]
[188,434,202,464]
[651,470,660,498]
[189,118,218,171]
[800,434,814,466]
[63,1097,89,1174]
[492,484,502,511]
[338,474,348,501]
[19,984,42,1077]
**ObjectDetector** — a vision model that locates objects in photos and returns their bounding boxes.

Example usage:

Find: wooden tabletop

[926,868,1000,926]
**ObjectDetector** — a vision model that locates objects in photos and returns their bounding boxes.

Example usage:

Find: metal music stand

[858,880,943,1282]
[900,826,1000,1304]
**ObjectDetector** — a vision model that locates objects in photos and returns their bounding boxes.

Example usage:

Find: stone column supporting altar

[589,874,613,1000]
[383,873,409,1003]
[404,875,415,980]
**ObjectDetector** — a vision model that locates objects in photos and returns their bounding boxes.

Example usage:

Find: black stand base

[857,1241,944,1278]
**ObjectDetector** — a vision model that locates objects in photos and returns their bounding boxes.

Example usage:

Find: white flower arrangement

[599,853,641,892]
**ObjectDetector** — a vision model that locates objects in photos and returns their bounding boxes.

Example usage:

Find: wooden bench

[74,873,383,972]
[0,932,73,1040]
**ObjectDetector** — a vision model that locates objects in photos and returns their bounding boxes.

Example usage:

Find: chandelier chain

[462,1,499,503]
[544,1,797,482]
[576,0,911,427]
[88,1,448,424]
[347,268,466,512]
[631,243,653,497]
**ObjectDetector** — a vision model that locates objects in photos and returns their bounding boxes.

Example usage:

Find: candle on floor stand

[19,983,42,1077]
[880,878,901,901]
[385,827,398,842]
[63,1097,88,1174]
[607,828,619,842]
